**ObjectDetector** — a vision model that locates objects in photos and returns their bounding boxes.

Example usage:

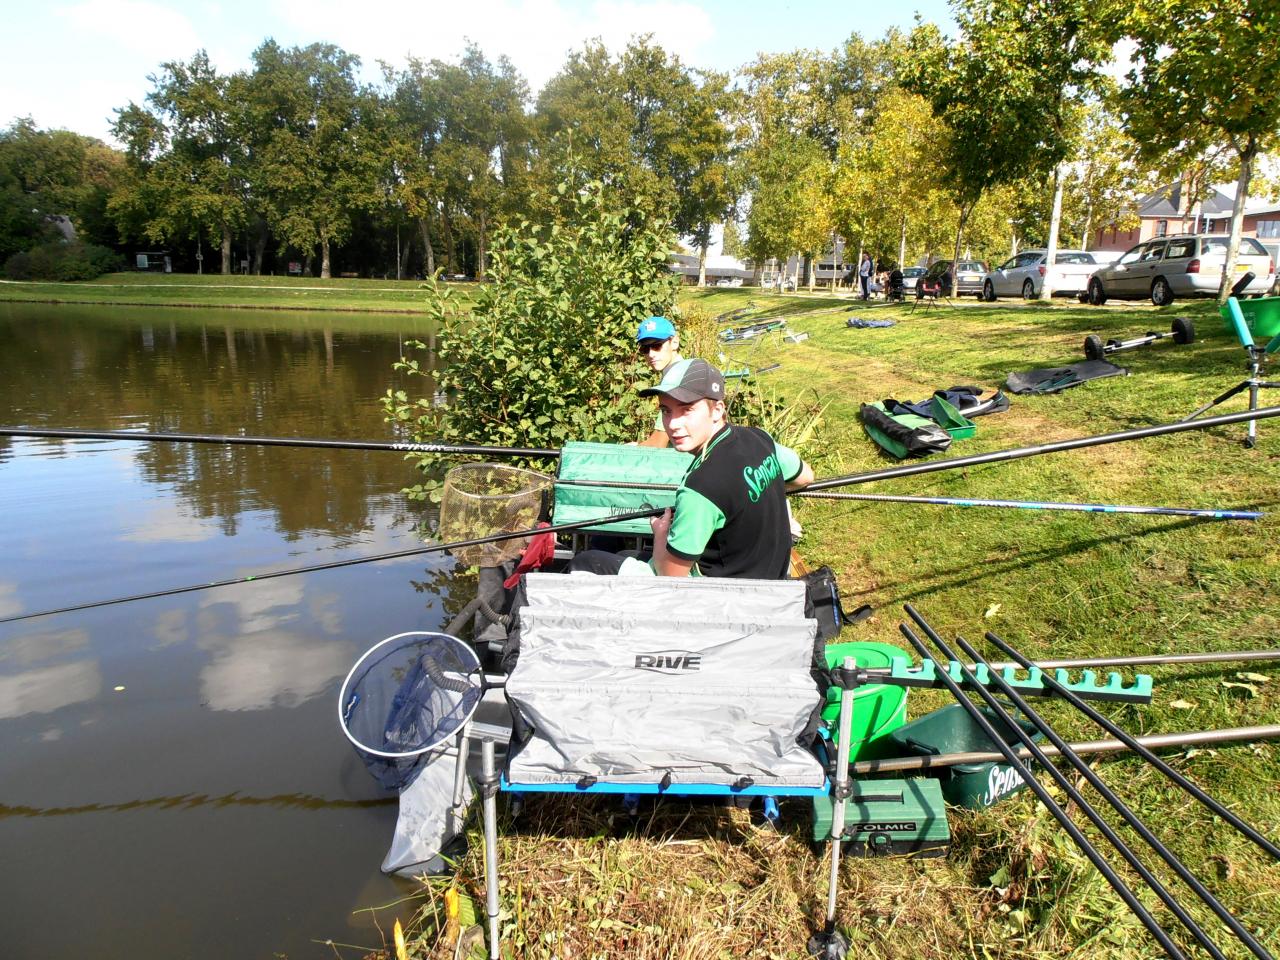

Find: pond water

[0,303,461,959]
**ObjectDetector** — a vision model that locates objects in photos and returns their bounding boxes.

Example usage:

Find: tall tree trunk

[697,237,707,287]
[1219,134,1258,306]
[807,252,816,292]
[302,252,313,277]
[442,211,456,274]
[1040,163,1066,301]
[477,209,488,280]
[252,217,267,275]
[221,223,232,276]
[417,217,436,277]
[320,234,332,279]
[951,204,973,298]
[898,215,908,272]
[399,229,414,279]
[1081,200,1093,253]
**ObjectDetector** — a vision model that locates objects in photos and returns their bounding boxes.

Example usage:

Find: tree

[1115,0,1280,302]
[243,41,383,278]
[111,52,249,274]
[900,0,1112,296]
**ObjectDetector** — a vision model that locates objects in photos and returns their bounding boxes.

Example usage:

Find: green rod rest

[885,657,1153,704]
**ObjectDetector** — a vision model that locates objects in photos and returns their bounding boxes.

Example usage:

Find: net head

[437,464,553,568]
[338,631,483,791]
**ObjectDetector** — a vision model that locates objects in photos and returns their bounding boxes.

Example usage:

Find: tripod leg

[1182,381,1251,422]
[1247,381,1259,448]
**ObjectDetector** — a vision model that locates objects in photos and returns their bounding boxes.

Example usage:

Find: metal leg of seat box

[481,740,502,960]
[809,657,854,959]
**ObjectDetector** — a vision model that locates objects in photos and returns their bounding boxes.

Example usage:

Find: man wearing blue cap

[569,358,813,579]
[635,315,682,447]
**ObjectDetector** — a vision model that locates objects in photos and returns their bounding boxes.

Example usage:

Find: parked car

[713,276,744,287]
[901,266,925,294]
[1086,234,1277,306]
[923,259,988,297]
[983,249,1098,301]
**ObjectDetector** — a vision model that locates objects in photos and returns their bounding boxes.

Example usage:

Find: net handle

[337,631,483,759]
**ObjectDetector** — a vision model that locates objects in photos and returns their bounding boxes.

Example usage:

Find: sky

[0,0,955,145]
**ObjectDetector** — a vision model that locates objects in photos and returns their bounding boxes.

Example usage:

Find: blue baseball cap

[635,316,676,342]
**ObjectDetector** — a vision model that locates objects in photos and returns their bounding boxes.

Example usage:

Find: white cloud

[118,507,220,544]
[0,627,90,666]
[199,575,304,633]
[199,630,353,710]
[0,659,102,719]
[0,581,21,619]
[269,0,715,96]
[59,1,201,61]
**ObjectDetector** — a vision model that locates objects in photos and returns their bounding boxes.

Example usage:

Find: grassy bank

[0,271,473,313]
[391,289,1279,959]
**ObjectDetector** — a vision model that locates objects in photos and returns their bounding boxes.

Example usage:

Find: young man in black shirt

[567,359,814,579]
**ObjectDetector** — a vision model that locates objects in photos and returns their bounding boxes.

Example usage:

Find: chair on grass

[910,272,953,313]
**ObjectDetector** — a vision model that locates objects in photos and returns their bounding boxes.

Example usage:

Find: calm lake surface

[0,303,460,959]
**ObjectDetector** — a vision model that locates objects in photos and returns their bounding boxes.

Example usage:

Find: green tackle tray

[1222,295,1280,339]
[811,777,950,856]
[821,641,910,761]
[886,704,1044,810]
[553,441,692,535]
[928,394,976,441]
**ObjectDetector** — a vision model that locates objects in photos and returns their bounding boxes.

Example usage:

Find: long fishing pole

[897,617,1190,960]
[985,627,1280,861]
[795,490,1263,520]
[0,505,664,625]
[805,404,1280,492]
[852,724,1280,775]
[936,617,1271,960]
[868,648,1280,673]
[0,426,559,459]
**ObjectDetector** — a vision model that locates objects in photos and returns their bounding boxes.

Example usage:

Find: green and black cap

[638,358,726,403]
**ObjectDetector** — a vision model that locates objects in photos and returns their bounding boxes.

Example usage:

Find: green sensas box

[811,778,950,857]
[554,442,692,535]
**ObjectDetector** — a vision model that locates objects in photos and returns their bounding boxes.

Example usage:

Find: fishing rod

[862,647,1280,676]
[0,505,664,625]
[852,724,1280,775]
[795,490,1263,520]
[0,427,559,459]
[805,404,1280,492]
[896,617,1190,960]
[984,627,1280,862]
[920,612,1272,960]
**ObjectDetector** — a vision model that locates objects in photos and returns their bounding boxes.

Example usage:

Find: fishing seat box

[810,777,950,856]
[885,704,1044,810]
[553,441,692,535]
[1222,295,1280,340]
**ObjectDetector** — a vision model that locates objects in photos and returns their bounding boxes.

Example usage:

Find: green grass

[379,288,1280,960]
[0,270,477,313]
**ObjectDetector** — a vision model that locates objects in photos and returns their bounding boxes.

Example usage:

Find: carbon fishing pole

[795,491,1264,520]
[805,404,1280,492]
[852,724,1280,775]
[0,426,559,459]
[928,614,1272,960]
[984,627,1280,862]
[896,617,1189,960]
[0,505,664,625]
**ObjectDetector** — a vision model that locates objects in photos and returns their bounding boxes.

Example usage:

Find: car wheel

[1151,277,1173,307]
[1022,279,1036,299]
[983,280,996,302]
[1088,278,1107,306]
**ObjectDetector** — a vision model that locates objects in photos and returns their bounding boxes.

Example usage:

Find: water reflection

[0,303,448,960]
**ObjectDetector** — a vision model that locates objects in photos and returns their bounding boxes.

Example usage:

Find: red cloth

[503,522,556,589]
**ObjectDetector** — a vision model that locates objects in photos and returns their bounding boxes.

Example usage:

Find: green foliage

[383,181,679,497]
[3,241,123,280]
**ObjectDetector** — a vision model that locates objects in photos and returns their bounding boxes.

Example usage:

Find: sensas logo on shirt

[743,453,783,502]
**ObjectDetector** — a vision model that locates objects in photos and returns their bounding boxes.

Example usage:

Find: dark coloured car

[923,259,988,297]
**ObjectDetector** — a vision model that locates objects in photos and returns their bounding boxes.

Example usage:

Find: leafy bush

[384,181,680,498]
[3,240,122,280]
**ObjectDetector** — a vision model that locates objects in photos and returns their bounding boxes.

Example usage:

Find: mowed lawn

[432,289,1279,960]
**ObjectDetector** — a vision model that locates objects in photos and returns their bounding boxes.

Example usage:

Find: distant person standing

[635,315,683,447]
[858,252,872,300]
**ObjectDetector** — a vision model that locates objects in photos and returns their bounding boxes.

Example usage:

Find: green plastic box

[1222,295,1280,339]
[553,442,691,534]
[811,777,950,856]
[886,704,1044,810]
[821,641,910,761]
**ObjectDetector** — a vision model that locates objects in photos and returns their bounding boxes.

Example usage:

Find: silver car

[982,249,1098,300]
[1086,234,1276,306]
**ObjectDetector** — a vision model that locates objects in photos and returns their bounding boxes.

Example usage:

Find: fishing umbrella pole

[0,426,559,459]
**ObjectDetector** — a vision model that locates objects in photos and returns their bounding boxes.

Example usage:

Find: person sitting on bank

[568,359,814,579]
[635,315,683,447]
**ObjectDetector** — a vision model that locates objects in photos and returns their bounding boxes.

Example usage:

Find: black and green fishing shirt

[664,424,803,579]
